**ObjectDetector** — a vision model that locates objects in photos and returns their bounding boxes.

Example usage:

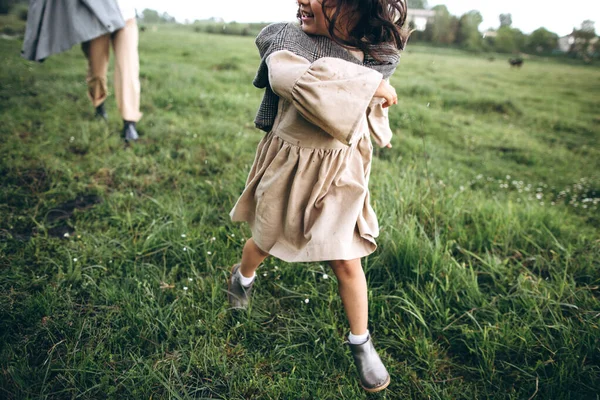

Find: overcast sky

[131,0,599,36]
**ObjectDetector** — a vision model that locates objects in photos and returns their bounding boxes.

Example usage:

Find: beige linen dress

[230,50,393,262]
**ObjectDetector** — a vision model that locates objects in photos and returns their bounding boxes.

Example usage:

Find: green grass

[1,25,599,399]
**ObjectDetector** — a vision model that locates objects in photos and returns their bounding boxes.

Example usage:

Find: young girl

[229,0,408,392]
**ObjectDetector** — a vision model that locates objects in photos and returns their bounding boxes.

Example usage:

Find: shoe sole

[361,374,390,393]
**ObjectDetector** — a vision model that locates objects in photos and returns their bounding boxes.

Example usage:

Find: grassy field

[1,24,599,399]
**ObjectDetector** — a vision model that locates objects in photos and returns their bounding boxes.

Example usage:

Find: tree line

[2,1,598,61]
[406,0,598,60]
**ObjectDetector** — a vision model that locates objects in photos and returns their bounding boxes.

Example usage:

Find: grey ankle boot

[348,336,390,392]
[122,121,139,142]
[227,264,254,309]
[95,102,108,120]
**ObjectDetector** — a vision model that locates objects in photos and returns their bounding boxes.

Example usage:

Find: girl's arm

[267,50,383,146]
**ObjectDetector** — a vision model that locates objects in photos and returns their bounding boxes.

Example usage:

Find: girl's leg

[228,238,268,308]
[330,258,390,392]
[329,258,368,335]
[240,237,269,278]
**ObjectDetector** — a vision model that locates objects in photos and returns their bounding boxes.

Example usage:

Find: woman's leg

[240,238,269,278]
[84,34,110,108]
[329,258,368,335]
[112,18,142,122]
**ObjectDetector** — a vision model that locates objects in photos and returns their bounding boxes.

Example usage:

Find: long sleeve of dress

[367,97,393,147]
[267,50,383,146]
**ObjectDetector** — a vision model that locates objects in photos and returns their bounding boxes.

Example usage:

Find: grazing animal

[509,58,524,67]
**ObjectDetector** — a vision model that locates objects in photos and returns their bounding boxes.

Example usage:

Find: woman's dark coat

[22,0,125,61]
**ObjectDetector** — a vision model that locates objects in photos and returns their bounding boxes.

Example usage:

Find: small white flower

[129,192,134,197]
[263,273,267,277]
[183,247,187,251]
[304,298,310,304]
[231,234,235,237]
[69,136,75,142]
[207,251,212,255]
[188,278,193,282]
[506,175,511,180]
[183,286,188,291]
[460,186,465,191]
[211,237,216,241]
[63,232,70,238]
[322,274,329,280]
[73,258,78,262]
[181,234,187,238]
[536,193,543,200]
[274,266,278,270]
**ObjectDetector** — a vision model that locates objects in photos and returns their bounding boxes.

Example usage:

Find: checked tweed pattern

[253,23,400,132]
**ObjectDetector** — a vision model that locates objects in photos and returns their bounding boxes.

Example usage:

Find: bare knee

[329,259,363,281]
[246,238,269,258]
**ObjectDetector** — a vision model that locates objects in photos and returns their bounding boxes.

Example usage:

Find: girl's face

[297,0,332,37]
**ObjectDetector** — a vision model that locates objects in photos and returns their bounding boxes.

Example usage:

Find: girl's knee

[329,259,363,280]
[246,238,269,257]
[255,245,269,258]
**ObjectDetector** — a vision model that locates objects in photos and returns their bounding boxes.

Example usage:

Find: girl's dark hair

[318,0,410,60]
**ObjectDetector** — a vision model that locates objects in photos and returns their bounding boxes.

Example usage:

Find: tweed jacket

[253,22,399,133]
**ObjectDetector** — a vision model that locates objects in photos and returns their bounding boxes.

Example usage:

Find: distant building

[407,9,435,31]
[558,35,576,52]
[482,29,498,39]
[558,33,598,53]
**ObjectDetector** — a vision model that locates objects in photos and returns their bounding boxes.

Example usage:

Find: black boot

[95,102,108,120]
[122,121,139,142]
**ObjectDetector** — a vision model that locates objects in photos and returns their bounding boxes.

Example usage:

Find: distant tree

[499,13,512,28]
[161,12,176,23]
[581,20,595,33]
[424,5,458,45]
[495,26,525,53]
[407,0,428,9]
[141,9,176,24]
[456,10,483,51]
[525,27,559,54]
[569,20,598,60]
[141,9,161,23]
